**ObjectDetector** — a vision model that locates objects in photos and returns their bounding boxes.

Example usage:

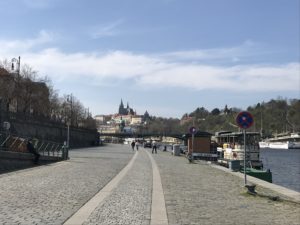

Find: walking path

[0,145,133,225]
[154,151,300,225]
[0,144,299,225]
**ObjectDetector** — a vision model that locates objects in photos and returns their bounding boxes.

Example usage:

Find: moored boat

[259,141,300,149]
[241,167,272,183]
[215,131,272,183]
[259,133,300,149]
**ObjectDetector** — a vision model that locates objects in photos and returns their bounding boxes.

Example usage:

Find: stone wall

[0,110,99,148]
[0,150,63,174]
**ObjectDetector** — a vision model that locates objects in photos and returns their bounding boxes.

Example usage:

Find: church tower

[118,99,126,115]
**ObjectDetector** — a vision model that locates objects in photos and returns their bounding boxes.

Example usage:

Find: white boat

[259,132,300,149]
[259,141,269,149]
[268,141,291,149]
[259,141,300,149]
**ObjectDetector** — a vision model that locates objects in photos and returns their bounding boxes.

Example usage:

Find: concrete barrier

[0,150,63,174]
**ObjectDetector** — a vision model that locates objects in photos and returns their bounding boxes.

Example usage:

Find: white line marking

[63,151,138,225]
[145,150,169,225]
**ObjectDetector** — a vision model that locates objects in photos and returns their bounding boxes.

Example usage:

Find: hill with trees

[143,98,300,137]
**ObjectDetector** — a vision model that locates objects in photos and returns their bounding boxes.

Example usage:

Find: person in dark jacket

[131,141,136,151]
[27,139,40,164]
[152,141,157,154]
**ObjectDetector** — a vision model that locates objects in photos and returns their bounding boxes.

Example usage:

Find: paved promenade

[154,152,300,225]
[0,145,133,225]
[0,144,299,225]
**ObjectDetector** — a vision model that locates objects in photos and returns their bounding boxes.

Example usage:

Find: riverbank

[153,150,300,225]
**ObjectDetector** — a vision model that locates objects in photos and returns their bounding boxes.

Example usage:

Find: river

[260,148,300,192]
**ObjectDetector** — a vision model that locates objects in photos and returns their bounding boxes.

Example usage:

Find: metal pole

[191,133,194,161]
[244,129,247,186]
[18,56,21,76]
[67,124,70,149]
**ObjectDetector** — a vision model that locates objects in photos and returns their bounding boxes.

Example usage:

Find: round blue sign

[189,126,197,134]
[236,111,254,129]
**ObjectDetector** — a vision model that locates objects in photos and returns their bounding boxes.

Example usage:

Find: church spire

[119,99,125,114]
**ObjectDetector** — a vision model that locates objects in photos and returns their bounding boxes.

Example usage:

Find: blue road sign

[236,111,254,129]
[189,126,197,134]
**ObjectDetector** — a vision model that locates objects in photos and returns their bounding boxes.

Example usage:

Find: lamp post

[11,56,21,112]
[65,94,73,157]
[11,56,21,76]
[67,94,73,126]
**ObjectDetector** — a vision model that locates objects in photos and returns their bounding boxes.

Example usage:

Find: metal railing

[0,132,65,158]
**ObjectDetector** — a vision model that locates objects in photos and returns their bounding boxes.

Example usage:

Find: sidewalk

[153,151,300,225]
[0,145,133,225]
[0,145,299,225]
[82,149,152,225]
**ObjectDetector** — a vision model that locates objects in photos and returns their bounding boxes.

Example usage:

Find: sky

[0,0,299,118]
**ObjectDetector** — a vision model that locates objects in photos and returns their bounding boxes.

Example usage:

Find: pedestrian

[152,141,157,154]
[131,141,136,151]
[136,141,139,151]
[26,139,40,164]
[163,145,167,151]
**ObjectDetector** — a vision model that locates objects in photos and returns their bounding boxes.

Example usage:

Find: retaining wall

[0,150,63,174]
[0,111,99,148]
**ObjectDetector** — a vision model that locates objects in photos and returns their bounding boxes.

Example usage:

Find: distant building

[180,114,194,125]
[98,125,119,134]
[131,115,143,125]
[94,115,112,125]
[97,99,145,133]
[118,99,135,115]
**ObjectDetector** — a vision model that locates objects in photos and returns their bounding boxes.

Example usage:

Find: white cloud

[0,30,56,54]
[162,40,261,62]
[0,35,299,93]
[138,63,299,92]
[89,20,124,39]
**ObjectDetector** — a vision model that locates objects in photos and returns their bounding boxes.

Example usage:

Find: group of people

[130,140,139,151]
[130,140,158,154]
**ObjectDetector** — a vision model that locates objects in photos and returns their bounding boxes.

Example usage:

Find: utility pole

[11,56,21,112]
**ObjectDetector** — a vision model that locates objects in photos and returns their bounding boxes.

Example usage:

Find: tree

[211,108,220,115]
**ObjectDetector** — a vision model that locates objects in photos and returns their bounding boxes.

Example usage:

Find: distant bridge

[99,132,186,140]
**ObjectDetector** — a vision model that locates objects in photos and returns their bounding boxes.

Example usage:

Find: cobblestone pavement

[1,144,300,225]
[0,144,133,225]
[153,151,300,225]
[83,149,152,225]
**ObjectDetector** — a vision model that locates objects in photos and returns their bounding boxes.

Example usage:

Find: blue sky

[0,0,299,118]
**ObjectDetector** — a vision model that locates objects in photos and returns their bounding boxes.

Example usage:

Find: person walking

[131,141,136,151]
[26,139,40,164]
[152,141,157,154]
[136,141,139,151]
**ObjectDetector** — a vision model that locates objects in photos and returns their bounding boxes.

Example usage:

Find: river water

[260,148,300,192]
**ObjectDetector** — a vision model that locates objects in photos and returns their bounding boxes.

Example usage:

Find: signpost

[189,126,197,162]
[236,111,254,186]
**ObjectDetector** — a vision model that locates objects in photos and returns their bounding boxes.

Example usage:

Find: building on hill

[144,110,150,120]
[97,100,146,133]
[180,113,194,125]
[118,99,127,115]
[118,99,135,116]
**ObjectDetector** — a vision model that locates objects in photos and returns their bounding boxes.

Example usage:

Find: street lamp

[11,56,21,75]
[66,94,73,150]
[11,56,21,112]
